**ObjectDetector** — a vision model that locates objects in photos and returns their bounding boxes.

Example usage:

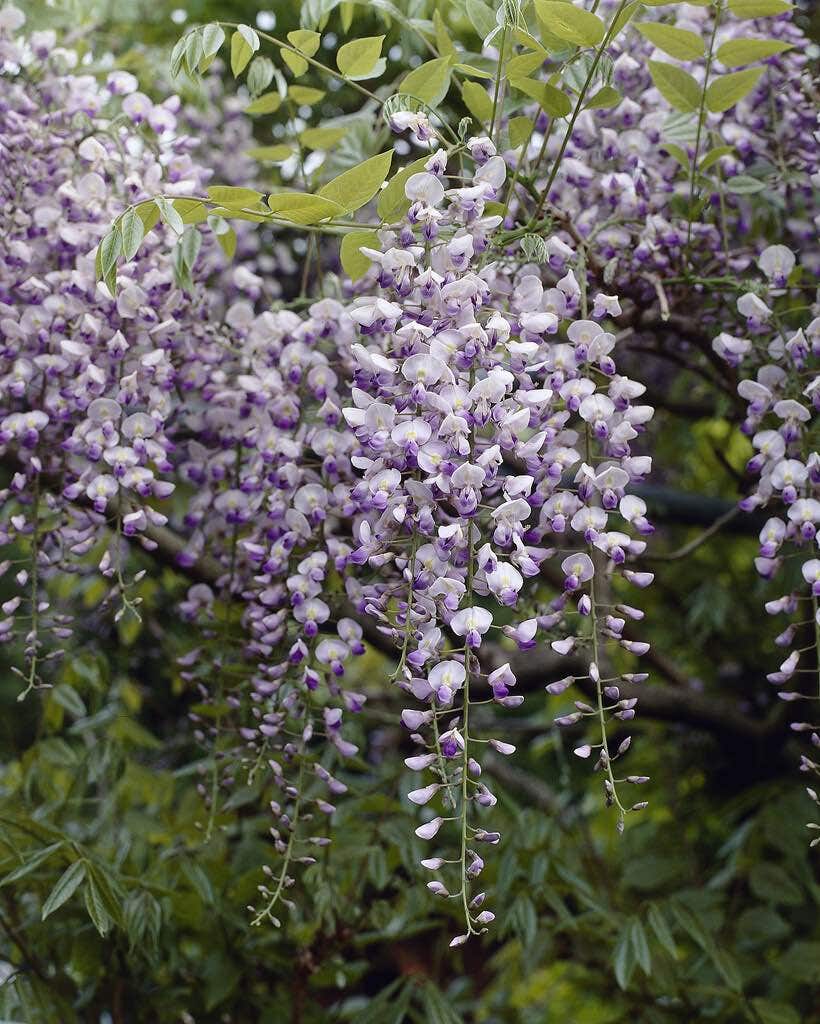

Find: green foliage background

[1,1,818,1021]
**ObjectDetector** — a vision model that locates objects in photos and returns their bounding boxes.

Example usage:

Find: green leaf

[118,207,144,264]
[711,948,742,992]
[280,31,316,74]
[340,230,380,281]
[777,941,820,983]
[420,982,462,1024]
[434,10,456,58]
[509,77,572,117]
[508,115,534,149]
[246,145,294,162]
[585,85,621,109]
[461,80,494,123]
[0,813,66,845]
[377,156,429,220]
[635,22,704,60]
[244,92,282,115]
[134,199,161,234]
[705,67,763,112]
[267,193,346,224]
[209,218,237,260]
[400,57,452,107]
[507,50,548,78]
[201,23,224,60]
[750,999,801,1024]
[282,50,308,77]
[725,173,766,194]
[748,862,803,905]
[179,227,202,270]
[154,196,184,235]
[247,56,275,97]
[699,144,734,170]
[42,860,86,920]
[647,904,678,959]
[181,860,214,904]
[337,35,385,79]
[649,59,701,112]
[289,85,325,104]
[230,25,259,77]
[206,186,264,208]
[716,38,791,67]
[170,34,187,78]
[613,927,636,989]
[300,126,347,149]
[287,29,320,56]
[728,0,793,16]
[670,902,715,953]
[172,243,193,293]
[534,1,605,47]
[85,862,124,928]
[510,893,538,947]
[204,954,241,1011]
[454,63,494,80]
[97,230,121,282]
[318,150,393,212]
[629,918,652,975]
[735,906,789,945]
[123,891,162,953]
[611,0,642,36]
[51,682,87,719]
[466,0,497,41]
[563,48,614,93]
[0,842,64,887]
[173,198,208,224]
[83,874,111,937]
[663,110,698,143]
[183,29,204,77]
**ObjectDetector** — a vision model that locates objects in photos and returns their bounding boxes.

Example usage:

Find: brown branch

[504,640,790,744]
[642,505,740,562]
[1,453,223,587]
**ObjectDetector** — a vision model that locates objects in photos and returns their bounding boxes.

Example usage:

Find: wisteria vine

[0,0,817,943]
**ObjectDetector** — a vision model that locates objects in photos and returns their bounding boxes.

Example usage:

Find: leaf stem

[488,24,508,145]
[685,1,723,258]
[529,0,630,226]
[218,22,383,104]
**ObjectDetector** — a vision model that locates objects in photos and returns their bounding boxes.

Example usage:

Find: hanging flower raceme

[325,135,656,941]
[0,12,264,695]
[713,245,820,843]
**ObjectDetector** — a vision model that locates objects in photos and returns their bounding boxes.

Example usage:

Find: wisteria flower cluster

[0,8,274,691]
[713,244,820,843]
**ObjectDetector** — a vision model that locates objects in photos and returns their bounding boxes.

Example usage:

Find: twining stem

[458,367,478,936]
[459,518,476,935]
[432,714,457,809]
[529,0,631,225]
[392,471,421,681]
[685,1,723,258]
[252,703,309,927]
[18,473,40,702]
[488,24,508,145]
[813,593,820,699]
[585,425,627,828]
[589,557,628,828]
